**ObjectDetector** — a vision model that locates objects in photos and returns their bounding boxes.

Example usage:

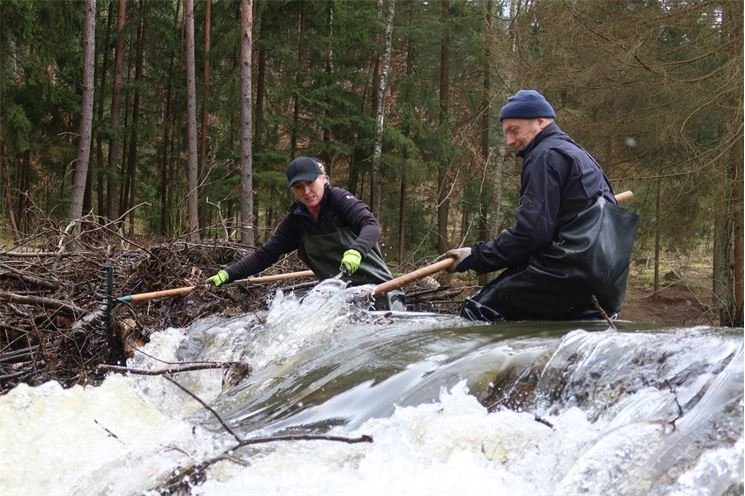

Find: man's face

[501,118,549,153]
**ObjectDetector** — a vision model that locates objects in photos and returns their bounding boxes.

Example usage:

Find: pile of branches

[0,231,298,394]
[0,225,466,396]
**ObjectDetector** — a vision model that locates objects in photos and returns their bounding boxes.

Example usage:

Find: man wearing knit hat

[444,89,639,322]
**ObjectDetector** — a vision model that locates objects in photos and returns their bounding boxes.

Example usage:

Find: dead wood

[0,290,87,318]
[1,223,466,396]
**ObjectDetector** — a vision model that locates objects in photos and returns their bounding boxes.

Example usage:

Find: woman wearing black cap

[207,156,404,311]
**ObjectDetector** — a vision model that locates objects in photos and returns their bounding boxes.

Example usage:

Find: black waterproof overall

[461,195,639,322]
[300,227,405,311]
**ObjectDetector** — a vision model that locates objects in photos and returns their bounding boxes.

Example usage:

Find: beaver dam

[0,239,463,394]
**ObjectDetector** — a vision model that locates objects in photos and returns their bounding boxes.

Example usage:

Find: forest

[0,0,742,326]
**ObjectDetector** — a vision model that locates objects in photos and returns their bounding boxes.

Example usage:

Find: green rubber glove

[340,249,362,275]
[206,269,229,287]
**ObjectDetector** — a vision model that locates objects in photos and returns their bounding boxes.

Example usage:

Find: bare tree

[726,0,743,326]
[69,0,97,242]
[199,0,212,204]
[107,0,127,222]
[184,0,200,241]
[239,0,255,246]
[371,0,395,217]
[436,0,450,254]
[289,1,305,158]
[122,0,147,236]
[0,3,19,241]
[398,0,416,264]
[476,0,495,286]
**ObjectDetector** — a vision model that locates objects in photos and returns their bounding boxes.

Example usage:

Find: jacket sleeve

[470,150,563,272]
[224,214,300,281]
[327,187,381,256]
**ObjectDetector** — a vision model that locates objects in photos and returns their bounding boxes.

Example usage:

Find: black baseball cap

[286,157,321,188]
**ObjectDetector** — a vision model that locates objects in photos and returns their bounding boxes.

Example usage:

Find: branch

[591,295,616,330]
[163,375,243,443]
[235,433,373,448]
[0,290,87,318]
[98,362,249,376]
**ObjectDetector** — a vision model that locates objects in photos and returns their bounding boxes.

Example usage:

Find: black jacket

[471,123,617,272]
[225,185,382,281]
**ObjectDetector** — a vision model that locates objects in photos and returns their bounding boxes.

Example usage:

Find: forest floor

[619,255,718,326]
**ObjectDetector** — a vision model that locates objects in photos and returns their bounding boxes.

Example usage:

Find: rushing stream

[1,279,743,495]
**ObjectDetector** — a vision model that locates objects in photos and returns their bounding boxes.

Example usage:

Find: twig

[98,362,247,376]
[235,433,373,447]
[664,379,684,432]
[533,415,554,429]
[94,418,125,444]
[591,295,616,330]
[162,375,243,443]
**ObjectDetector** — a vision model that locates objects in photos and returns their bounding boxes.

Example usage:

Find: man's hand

[445,247,473,273]
[340,249,362,275]
[206,270,229,287]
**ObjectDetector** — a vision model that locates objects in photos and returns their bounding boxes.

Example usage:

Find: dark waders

[301,228,405,311]
[461,197,639,322]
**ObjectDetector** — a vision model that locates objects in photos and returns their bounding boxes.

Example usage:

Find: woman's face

[291,175,326,212]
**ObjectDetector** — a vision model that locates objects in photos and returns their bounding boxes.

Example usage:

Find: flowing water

[1,279,742,495]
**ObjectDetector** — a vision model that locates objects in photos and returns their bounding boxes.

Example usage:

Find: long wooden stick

[615,190,633,203]
[372,258,455,297]
[116,269,315,303]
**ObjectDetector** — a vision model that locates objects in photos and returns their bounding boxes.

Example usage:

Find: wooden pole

[372,258,455,297]
[615,190,633,203]
[117,269,315,303]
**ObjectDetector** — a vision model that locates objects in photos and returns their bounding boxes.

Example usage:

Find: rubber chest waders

[300,227,405,311]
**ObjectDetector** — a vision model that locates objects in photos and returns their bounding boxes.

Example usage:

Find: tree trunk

[200,0,212,177]
[321,4,335,169]
[371,0,395,218]
[726,0,743,326]
[239,0,255,246]
[436,0,450,254]
[122,0,146,235]
[184,0,200,241]
[107,0,127,223]
[0,7,17,239]
[199,0,212,231]
[653,177,661,295]
[69,0,97,243]
[95,0,114,218]
[0,143,19,241]
[290,2,305,158]
[255,5,266,152]
[712,0,742,327]
[158,1,180,236]
[398,0,415,265]
[477,0,493,286]
[729,129,743,326]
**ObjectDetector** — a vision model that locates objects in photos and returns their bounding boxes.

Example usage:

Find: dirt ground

[617,260,718,326]
[619,283,715,326]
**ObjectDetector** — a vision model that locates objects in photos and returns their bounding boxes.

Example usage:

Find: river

[1,279,742,495]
